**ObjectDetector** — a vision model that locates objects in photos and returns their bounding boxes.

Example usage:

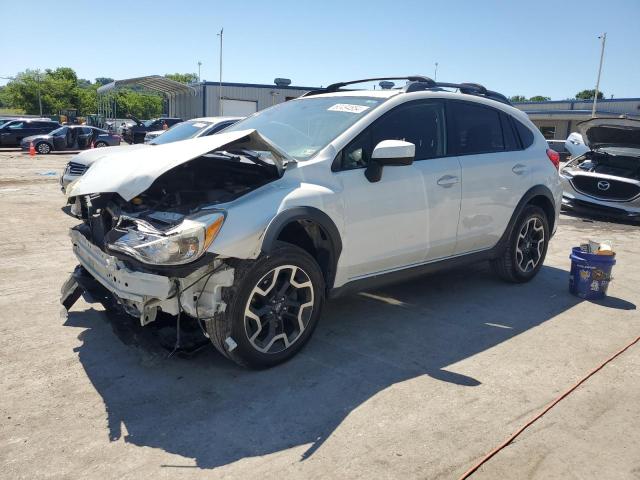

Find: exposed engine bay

[564,148,640,180]
[68,152,279,263]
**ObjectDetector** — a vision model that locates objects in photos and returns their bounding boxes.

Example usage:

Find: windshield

[49,126,68,137]
[224,96,385,160]
[143,119,157,127]
[150,120,213,145]
[0,119,15,127]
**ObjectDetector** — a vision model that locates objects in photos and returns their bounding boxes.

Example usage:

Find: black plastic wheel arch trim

[260,207,343,289]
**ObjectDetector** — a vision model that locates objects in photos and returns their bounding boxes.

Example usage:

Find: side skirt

[329,247,499,299]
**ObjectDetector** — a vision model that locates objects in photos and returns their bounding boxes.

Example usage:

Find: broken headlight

[108,212,225,265]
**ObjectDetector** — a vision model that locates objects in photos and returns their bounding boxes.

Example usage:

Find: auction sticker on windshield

[328,104,371,114]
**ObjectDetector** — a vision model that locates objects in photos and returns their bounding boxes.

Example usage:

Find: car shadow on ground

[63,262,634,469]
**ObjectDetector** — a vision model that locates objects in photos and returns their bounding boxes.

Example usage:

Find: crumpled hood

[71,143,148,166]
[578,117,640,150]
[66,129,290,201]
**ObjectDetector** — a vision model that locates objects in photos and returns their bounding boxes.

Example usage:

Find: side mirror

[365,140,415,182]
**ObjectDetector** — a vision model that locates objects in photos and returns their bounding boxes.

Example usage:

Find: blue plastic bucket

[569,247,616,300]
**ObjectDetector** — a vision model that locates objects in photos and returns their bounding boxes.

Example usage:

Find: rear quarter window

[514,119,535,149]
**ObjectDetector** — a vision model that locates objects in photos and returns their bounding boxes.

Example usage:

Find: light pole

[591,32,607,118]
[217,28,224,115]
[197,61,202,83]
[434,62,438,81]
[36,70,43,117]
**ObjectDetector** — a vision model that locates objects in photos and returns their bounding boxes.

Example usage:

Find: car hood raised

[65,129,290,201]
[578,117,640,150]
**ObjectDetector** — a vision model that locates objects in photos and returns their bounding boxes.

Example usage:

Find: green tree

[164,72,198,84]
[509,95,527,102]
[115,90,163,118]
[529,95,551,102]
[575,89,604,100]
[0,86,11,107]
[3,68,84,115]
[95,77,114,86]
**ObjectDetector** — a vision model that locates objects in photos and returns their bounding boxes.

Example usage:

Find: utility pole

[36,70,43,117]
[217,28,224,115]
[591,32,606,118]
[434,62,438,81]
[197,61,202,82]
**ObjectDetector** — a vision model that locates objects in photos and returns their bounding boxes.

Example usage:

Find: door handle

[436,175,459,187]
[512,164,528,175]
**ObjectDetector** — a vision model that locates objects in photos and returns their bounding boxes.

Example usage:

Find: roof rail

[302,76,435,97]
[302,75,511,105]
[404,80,511,105]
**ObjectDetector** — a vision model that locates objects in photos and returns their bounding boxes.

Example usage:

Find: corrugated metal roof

[97,75,196,95]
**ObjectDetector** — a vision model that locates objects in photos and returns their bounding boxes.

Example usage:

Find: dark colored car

[20,125,121,154]
[0,119,61,147]
[547,139,571,162]
[121,115,183,144]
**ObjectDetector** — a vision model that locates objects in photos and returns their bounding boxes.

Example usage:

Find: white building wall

[169,82,314,119]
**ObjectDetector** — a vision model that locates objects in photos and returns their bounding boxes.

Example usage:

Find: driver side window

[337,101,445,171]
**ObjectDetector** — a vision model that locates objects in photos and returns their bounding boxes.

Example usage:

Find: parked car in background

[0,119,60,147]
[143,116,242,143]
[121,115,183,144]
[565,132,590,158]
[62,75,562,368]
[60,117,242,191]
[561,117,640,221]
[546,139,571,162]
[20,125,121,154]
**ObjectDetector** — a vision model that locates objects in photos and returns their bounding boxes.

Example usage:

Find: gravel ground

[0,150,638,479]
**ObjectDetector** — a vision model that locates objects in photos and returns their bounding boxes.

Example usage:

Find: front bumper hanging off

[62,228,234,325]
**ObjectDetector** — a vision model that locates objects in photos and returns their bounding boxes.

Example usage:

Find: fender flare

[261,207,343,288]
[493,184,557,255]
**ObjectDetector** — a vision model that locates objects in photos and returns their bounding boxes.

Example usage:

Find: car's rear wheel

[95,141,108,148]
[206,242,325,368]
[36,142,51,154]
[491,205,549,283]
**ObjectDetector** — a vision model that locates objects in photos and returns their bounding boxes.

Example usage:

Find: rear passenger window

[447,102,504,155]
[514,119,534,149]
[500,113,520,151]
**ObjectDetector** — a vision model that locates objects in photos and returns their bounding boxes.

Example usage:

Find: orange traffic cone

[29,141,36,156]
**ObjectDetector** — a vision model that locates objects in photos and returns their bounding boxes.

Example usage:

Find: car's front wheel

[491,205,549,283]
[206,242,325,368]
[95,141,108,148]
[36,142,51,154]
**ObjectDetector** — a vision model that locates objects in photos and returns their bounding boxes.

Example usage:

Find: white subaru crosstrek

[61,76,562,368]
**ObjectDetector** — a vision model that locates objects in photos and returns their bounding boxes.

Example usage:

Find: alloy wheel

[515,217,545,272]
[37,143,50,154]
[244,265,314,354]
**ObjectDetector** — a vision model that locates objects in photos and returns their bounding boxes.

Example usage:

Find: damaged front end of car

[61,129,288,336]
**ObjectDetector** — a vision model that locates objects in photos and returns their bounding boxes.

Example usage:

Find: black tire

[491,205,549,283]
[206,242,325,368]
[36,142,51,154]
[95,141,108,148]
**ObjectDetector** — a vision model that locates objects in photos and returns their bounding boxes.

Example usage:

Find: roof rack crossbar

[302,75,510,105]
[403,80,511,104]
[302,76,435,97]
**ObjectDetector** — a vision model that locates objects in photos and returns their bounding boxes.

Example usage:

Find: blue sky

[2,0,639,99]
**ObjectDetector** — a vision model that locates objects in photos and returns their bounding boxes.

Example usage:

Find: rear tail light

[546,148,560,170]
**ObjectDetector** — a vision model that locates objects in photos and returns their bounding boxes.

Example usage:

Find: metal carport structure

[96,75,197,126]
